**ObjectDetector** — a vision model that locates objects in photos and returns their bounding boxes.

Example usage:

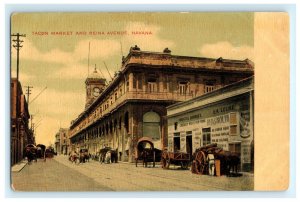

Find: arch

[124,111,129,132]
[110,120,113,133]
[119,116,122,129]
[114,119,117,131]
[142,111,161,141]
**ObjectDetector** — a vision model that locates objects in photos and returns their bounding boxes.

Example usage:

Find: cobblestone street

[11,155,253,191]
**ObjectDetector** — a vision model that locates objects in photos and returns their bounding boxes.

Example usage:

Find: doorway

[186,132,192,160]
[174,136,180,152]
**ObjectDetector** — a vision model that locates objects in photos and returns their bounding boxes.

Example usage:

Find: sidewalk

[11,159,28,172]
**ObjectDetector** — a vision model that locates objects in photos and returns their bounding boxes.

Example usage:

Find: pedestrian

[207,152,215,176]
[105,151,111,164]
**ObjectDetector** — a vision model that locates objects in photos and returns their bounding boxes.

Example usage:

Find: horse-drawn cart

[24,144,38,163]
[98,147,118,164]
[161,150,190,169]
[191,143,240,176]
[135,137,161,167]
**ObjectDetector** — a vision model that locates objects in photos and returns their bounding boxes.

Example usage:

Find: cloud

[198,41,254,61]
[121,22,175,52]
[11,70,33,84]
[12,40,73,64]
[31,87,85,117]
[74,39,120,60]
[30,87,86,145]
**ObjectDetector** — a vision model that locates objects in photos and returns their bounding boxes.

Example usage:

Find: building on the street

[11,78,35,165]
[167,77,254,172]
[69,46,254,162]
[54,128,70,155]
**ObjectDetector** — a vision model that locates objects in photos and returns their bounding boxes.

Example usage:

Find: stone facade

[55,128,70,155]
[69,46,254,162]
[167,77,254,172]
[11,78,35,165]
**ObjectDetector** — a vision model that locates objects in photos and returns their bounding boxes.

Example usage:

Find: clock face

[93,87,101,97]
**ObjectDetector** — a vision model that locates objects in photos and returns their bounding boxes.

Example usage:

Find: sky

[10,12,254,146]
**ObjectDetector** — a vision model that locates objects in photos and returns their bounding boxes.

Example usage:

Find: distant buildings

[55,128,70,155]
[11,78,35,165]
[69,46,254,163]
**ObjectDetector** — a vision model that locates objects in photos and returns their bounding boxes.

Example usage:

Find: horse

[140,148,152,167]
[68,151,79,164]
[215,150,240,176]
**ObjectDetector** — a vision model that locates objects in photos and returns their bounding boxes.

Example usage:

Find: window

[230,112,237,124]
[138,75,143,89]
[110,96,113,104]
[230,125,237,135]
[202,128,211,146]
[143,112,160,140]
[174,122,178,130]
[163,76,168,90]
[179,81,188,95]
[230,112,238,135]
[204,83,215,93]
[174,136,180,151]
[115,92,118,101]
[147,78,157,92]
[229,142,241,156]
[133,74,137,89]
[126,80,129,92]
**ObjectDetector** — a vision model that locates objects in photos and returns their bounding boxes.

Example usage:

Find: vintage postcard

[10,12,289,191]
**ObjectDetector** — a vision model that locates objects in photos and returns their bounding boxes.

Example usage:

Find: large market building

[69,46,254,162]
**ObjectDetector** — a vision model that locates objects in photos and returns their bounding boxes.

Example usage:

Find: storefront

[167,77,254,172]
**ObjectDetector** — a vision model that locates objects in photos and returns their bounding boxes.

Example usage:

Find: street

[11,155,253,191]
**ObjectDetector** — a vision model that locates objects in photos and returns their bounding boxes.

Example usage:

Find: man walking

[207,152,215,176]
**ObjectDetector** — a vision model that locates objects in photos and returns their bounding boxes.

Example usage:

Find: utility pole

[87,42,90,77]
[24,85,33,104]
[103,61,113,80]
[11,33,26,83]
[96,64,108,85]
[11,33,26,164]
[30,115,34,130]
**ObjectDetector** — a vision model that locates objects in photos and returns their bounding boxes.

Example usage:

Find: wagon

[45,147,55,159]
[191,143,240,176]
[98,147,118,163]
[36,144,46,159]
[24,144,38,163]
[135,137,161,167]
[161,150,190,169]
[79,149,90,163]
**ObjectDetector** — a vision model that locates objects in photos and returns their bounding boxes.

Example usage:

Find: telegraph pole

[11,33,26,164]
[11,33,26,83]
[24,85,33,104]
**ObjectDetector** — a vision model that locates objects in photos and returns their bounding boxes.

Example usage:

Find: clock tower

[85,67,106,109]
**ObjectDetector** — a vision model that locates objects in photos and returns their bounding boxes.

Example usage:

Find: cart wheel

[195,151,206,174]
